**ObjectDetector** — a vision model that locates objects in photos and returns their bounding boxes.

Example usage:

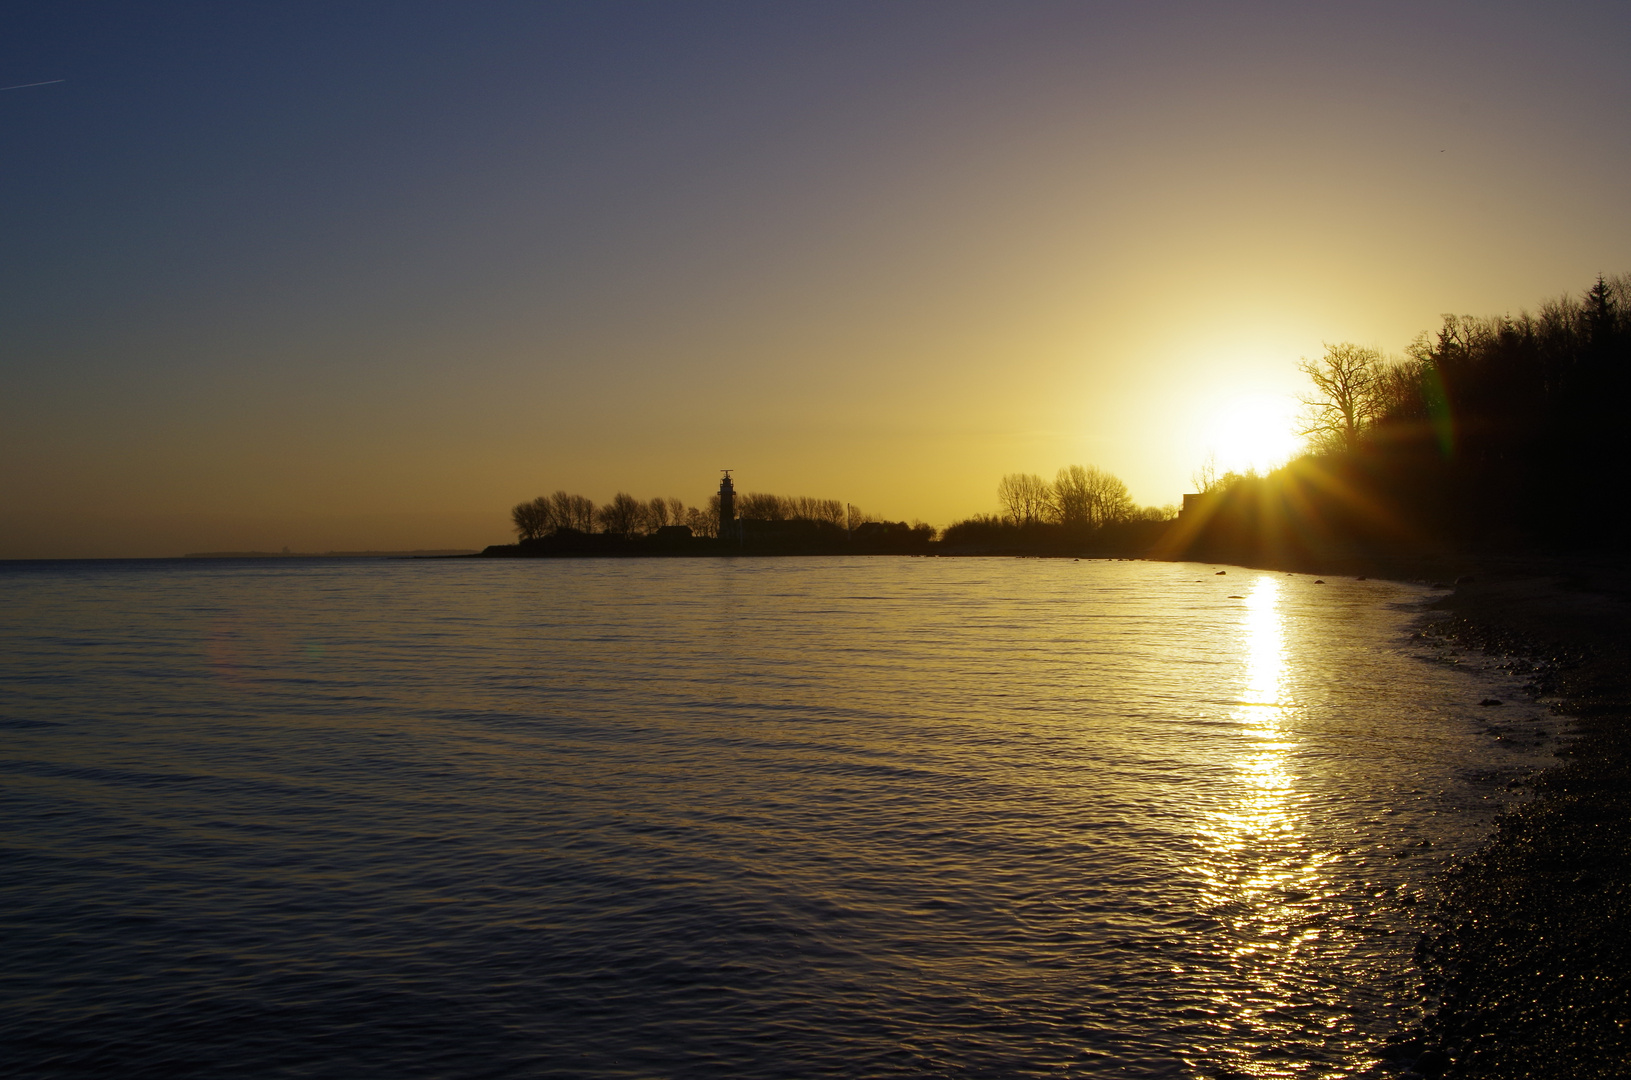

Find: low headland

[185,548,480,558]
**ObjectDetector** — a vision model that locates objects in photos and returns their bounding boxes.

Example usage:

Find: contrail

[0,79,66,92]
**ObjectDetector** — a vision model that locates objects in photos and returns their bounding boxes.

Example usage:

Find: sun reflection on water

[1230,576,1293,845]
[1191,576,1348,1077]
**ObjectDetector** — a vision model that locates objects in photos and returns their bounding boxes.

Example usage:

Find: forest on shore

[1169,272,1631,568]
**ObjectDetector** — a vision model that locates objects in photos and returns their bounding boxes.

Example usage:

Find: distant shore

[184,549,480,558]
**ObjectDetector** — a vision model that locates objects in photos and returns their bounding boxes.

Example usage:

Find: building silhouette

[717,470,736,540]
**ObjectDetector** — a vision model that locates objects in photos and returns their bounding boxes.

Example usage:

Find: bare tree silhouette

[736,493,788,520]
[1055,465,1133,527]
[550,491,596,532]
[1297,343,1385,452]
[997,473,1053,525]
[510,497,552,541]
[596,492,646,537]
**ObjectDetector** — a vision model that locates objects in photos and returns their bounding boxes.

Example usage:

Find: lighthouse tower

[717,470,736,539]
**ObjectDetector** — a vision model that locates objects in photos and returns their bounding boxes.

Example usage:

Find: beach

[1389,565,1631,1079]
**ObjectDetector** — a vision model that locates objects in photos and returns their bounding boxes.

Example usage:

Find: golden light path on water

[1194,576,1346,1077]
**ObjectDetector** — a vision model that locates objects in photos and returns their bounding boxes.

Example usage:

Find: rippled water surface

[0,558,1556,1078]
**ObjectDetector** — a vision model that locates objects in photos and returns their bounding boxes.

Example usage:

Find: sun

[1204,393,1302,476]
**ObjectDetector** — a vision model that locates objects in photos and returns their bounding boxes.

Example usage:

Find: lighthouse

[717,470,736,539]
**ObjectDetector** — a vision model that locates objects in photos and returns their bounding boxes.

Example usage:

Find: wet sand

[1393,563,1631,1078]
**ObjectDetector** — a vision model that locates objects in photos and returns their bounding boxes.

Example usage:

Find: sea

[0,556,1563,1078]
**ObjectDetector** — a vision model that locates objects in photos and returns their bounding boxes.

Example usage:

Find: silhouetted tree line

[941,465,1176,553]
[1171,273,1631,564]
[723,492,933,550]
[512,490,720,541]
[501,487,933,555]
[733,493,848,526]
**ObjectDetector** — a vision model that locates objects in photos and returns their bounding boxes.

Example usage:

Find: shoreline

[1385,565,1631,1078]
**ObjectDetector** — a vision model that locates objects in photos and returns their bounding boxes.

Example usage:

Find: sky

[3,1,1630,557]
